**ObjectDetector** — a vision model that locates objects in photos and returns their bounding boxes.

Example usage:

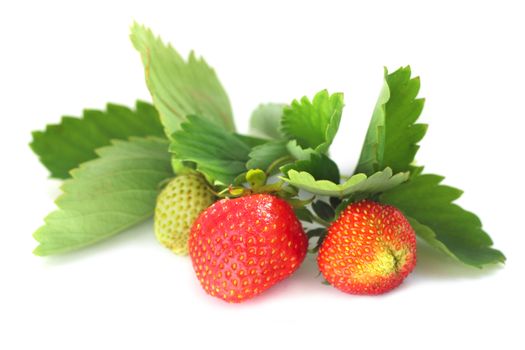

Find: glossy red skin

[318,200,417,295]
[189,194,307,303]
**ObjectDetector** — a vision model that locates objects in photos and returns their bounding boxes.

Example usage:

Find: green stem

[205,184,222,198]
[266,155,295,175]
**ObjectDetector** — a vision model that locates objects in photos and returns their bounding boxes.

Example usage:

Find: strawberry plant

[30,23,505,302]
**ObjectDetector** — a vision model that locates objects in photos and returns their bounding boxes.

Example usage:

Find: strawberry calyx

[217,169,311,208]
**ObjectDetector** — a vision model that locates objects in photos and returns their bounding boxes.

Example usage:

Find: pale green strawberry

[154,175,215,255]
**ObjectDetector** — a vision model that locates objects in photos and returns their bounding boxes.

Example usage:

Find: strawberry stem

[265,155,295,175]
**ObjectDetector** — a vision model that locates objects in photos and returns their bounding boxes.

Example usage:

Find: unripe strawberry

[154,175,215,255]
[318,200,416,295]
[189,194,308,303]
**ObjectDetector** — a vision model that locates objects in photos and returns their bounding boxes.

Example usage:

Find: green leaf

[356,66,427,175]
[406,217,457,260]
[282,167,408,198]
[329,197,342,209]
[312,201,335,222]
[294,207,313,223]
[355,77,389,175]
[286,140,316,160]
[281,153,340,184]
[170,115,251,185]
[246,140,290,171]
[281,90,344,153]
[130,23,235,136]
[234,134,267,148]
[249,103,285,140]
[306,227,326,239]
[380,174,506,267]
[33,137,173,256]
[30,101,164,179]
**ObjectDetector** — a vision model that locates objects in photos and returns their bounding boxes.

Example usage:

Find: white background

[1,1,524,349]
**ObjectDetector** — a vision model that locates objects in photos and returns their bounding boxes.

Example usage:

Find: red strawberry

[189,194,307,303]
[318,200,416,295]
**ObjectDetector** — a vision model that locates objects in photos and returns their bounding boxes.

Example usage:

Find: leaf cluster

[29,24,505,269]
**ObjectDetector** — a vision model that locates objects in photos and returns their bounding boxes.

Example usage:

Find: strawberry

[318,200,416,295]
[154,175,215,255]
[189,194,307,303]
